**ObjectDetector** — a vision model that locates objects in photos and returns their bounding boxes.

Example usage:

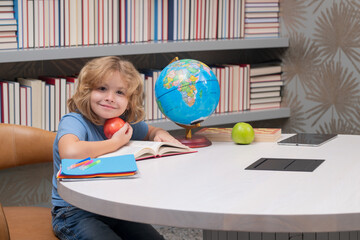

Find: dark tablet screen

[277,133,337,146]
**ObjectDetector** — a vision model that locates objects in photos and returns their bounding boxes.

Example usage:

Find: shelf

[146,107,290,131]
[0,38,289,63]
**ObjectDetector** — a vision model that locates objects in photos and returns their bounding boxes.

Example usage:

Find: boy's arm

[146,125,182,144]
[59,123,133,159]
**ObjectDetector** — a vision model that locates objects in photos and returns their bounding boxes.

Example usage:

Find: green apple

[231,122,255,144]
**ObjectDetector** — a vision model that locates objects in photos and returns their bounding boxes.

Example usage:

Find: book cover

[194,127,281,142]
[99,140,197,160]
[39,76,66,130]
[19,86,27,126]
[0,81,9,123]
[250,62,282,76]
[45,84,56,131]
[57,154,138,180]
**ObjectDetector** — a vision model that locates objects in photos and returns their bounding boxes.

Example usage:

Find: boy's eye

[98,86,106,91]
[117,90,125,95]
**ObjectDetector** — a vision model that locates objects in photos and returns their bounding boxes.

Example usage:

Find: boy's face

[90,71,129,124]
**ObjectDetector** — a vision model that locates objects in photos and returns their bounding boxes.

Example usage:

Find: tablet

[277,133,337,146]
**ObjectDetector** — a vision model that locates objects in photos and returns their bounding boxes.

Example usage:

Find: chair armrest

[0,124,56,170]
[0,203,10,240]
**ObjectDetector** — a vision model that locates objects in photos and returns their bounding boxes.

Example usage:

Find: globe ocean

[155,59,220,126]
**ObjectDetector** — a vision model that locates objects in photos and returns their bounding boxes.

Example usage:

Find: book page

[157,144,193,156]
[99,141,163,159]
[126,141,193,158]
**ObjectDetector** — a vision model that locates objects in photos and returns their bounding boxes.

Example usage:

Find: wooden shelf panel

[0,38,289,63]
[146,107,290,131]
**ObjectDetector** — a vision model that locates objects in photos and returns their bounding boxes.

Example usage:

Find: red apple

[104,117,126,139]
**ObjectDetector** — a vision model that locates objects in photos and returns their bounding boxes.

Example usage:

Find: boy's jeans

[52,206,165,240]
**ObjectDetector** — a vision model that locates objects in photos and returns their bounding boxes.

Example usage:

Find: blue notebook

[57,154,138,180]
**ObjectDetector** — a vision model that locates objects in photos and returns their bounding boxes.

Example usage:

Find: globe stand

[175,123,212,148]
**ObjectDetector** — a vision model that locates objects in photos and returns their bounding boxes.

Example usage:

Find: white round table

[58,134,360,236]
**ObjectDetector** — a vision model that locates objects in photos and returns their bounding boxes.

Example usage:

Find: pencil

[83,160,101,170]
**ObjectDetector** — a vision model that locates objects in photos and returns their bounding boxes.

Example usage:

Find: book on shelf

[99,140,197,161]
[0,1,14,6]
[57,154,138,181]
[250,62,282,76]
[6,0,282,49]
[39,76,67,131]
[194,127,282,142]
[250,80,283,88]
[251,86,281,93]
[250,96,281,104]
[250,74,281,83]
[0,30,16,36]
[245,22,279,28]
[244,33,279,39]
[45,84,55,132]
[0,35,16,42]
[245,18,279,24]
[4,81,20,125]
[245,7,279,13]
[245,2,279,7]
[251,91,280,99]
[250,101,281,110]
[0,18,16,25]
[19,86,31,126]
[244,27,279,34]
[0,81,9,123]
[19,86,26,126]
[17,78,45,129]
[245,0,279,2]
[0,12,14,19]
[245,12,279,18]
[0,41,16,49]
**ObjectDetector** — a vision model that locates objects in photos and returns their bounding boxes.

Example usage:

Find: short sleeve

[57,115,89,141]
[131,121,148,140]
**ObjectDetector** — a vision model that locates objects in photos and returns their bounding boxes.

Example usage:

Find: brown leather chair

[0,123,58,240]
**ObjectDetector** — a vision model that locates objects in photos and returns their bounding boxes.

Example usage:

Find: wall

[281,0,360,134]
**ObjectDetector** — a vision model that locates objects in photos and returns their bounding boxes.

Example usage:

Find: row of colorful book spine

[1,0,280,50]
[0,62,283,131]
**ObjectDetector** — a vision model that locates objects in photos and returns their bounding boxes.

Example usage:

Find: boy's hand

[153,129,183,145]
[111,122,133,145]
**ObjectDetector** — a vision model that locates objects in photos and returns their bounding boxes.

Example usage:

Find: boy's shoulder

[59,112,94,130]
[60,112,83,123]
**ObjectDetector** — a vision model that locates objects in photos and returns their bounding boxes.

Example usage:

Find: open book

[99,141,197,160]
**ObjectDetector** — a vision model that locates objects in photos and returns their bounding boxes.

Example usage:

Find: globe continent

[155,59,220,126]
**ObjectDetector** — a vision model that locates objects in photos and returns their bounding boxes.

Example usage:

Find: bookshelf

[1,0,290,131]
[0,38,290,130]
[0,38,289,63]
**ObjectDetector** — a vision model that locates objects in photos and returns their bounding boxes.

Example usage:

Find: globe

[155,59,220,126]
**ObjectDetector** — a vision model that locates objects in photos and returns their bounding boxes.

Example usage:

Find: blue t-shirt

[51,112,148,207]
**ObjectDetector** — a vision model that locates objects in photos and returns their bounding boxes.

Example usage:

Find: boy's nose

[105,92,115,102]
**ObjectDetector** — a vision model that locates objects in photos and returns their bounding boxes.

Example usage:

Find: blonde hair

[68,56,145,125]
